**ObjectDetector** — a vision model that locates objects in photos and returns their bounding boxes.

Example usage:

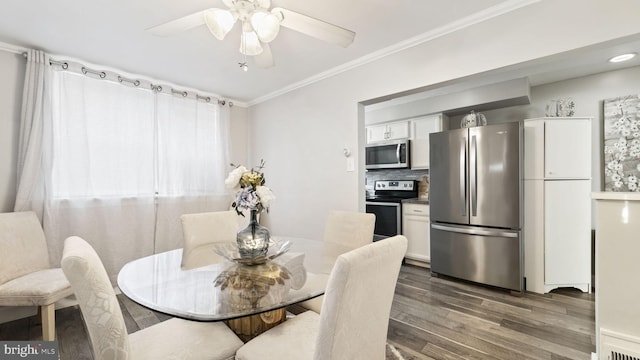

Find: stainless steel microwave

[365,139,410,170]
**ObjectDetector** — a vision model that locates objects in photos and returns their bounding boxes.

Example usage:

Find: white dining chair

[299,210,375,313]
[0,211,73,341]
[180,210,239,269]
[323,210,375,248]
[236,235,408,360]
[61,236,243,360]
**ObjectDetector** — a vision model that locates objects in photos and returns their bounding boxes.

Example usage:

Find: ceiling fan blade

[146,10,209,37]
[254,43,274,68]
[272,7,355,47]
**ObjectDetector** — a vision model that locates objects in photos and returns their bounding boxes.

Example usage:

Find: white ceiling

[0,0,639,105]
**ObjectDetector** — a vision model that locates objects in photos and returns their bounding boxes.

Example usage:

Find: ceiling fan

[147,0,356,71]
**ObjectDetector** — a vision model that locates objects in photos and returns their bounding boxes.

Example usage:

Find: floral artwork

[225,160,276,214]
[603,94,640,192]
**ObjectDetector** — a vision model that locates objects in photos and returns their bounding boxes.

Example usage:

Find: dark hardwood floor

[387,265,595,360]
[0,264,594,360]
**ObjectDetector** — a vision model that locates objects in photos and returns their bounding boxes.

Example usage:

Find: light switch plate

[346,158,355,172]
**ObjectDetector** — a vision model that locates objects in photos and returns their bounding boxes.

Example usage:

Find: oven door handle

[365,201,400,207]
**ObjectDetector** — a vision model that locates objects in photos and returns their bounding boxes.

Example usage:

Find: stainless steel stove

[365,180,417,241]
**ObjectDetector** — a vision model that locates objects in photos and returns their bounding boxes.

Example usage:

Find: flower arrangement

[225,160,276,215]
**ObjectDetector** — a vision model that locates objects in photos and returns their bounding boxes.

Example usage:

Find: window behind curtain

[45,70,231,279]
[49,71,229,199]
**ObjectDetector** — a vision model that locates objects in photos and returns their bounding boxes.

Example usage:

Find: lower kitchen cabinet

[402,202,430,266]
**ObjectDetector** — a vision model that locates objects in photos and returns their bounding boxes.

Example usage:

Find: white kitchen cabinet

[523,117,592,294]
[409,114,449,169]
[402,202,430,265]
[524,117,591,179]
[366,121,409,143]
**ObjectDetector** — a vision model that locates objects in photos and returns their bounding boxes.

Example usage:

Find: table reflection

[214,252,306,312]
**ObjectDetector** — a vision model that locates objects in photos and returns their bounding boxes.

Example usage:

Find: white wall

[229,105,249,167]
[0,51,24,213]
[247,0,640,240]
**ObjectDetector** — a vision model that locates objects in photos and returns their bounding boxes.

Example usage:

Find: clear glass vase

[236,210,270,260]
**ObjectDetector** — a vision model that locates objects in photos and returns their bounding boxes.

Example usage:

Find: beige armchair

[180,210,239,269]
[236,235,408,360]
[300,210,375,313]
[0,211,73,341]
[61,236,243,360]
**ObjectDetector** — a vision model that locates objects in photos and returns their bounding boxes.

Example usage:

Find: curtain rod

[46,56,232,107]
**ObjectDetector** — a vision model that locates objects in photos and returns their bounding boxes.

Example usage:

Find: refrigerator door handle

[431,223,518,238]
[460,138,467,216]
[470,135,477,216]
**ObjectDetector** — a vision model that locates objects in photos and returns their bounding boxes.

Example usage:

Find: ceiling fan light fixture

[204,9,237,40]
[250,11,280,43]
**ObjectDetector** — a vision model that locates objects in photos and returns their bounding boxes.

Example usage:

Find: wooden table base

[225,308,287,342]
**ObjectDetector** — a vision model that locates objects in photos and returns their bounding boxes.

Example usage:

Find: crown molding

[0,40,27,55]
[247,0,540,107]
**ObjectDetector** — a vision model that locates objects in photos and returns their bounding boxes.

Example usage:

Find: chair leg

[41,304,55,341]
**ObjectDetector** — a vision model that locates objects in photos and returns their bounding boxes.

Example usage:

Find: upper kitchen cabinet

[409,114,449,169]
[524,117,592,179]
[366,120,409,143]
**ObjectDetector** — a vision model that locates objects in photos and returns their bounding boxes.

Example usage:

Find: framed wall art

[603,94,640,192]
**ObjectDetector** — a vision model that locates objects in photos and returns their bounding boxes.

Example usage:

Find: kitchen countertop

[592,191,640,201]
[402,197,429,205]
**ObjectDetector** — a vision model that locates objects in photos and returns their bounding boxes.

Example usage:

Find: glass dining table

[117,237,353,340]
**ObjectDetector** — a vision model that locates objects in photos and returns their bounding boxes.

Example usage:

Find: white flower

[637,163,640,171]
[614,181,623,188]
[612,174,622,182]
[629,182,638,191]
[629,175,638,184]
[225,166,247,190]
[255,186,276,209]
[235,187,259,212]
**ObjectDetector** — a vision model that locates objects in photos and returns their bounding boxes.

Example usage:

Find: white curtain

[15,60,231,281]
[43,70,158,280]
[154,91,232,253]
[14,50,49,219]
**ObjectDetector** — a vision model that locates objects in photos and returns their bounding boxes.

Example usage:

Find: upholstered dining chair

[0,211,73,341]
[323,210,375,248]
[180,210,239,269]
[300,210,376,313]
[236,235,408,360]
[61,236,243,360]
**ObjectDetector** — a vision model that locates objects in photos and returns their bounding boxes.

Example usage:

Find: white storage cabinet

[409,114,449,169]
[366,121,409,143]
[402,203,430,265]
[523,117,592,294]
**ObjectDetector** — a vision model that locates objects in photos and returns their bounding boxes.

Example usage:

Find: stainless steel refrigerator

[429,121,523,291]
